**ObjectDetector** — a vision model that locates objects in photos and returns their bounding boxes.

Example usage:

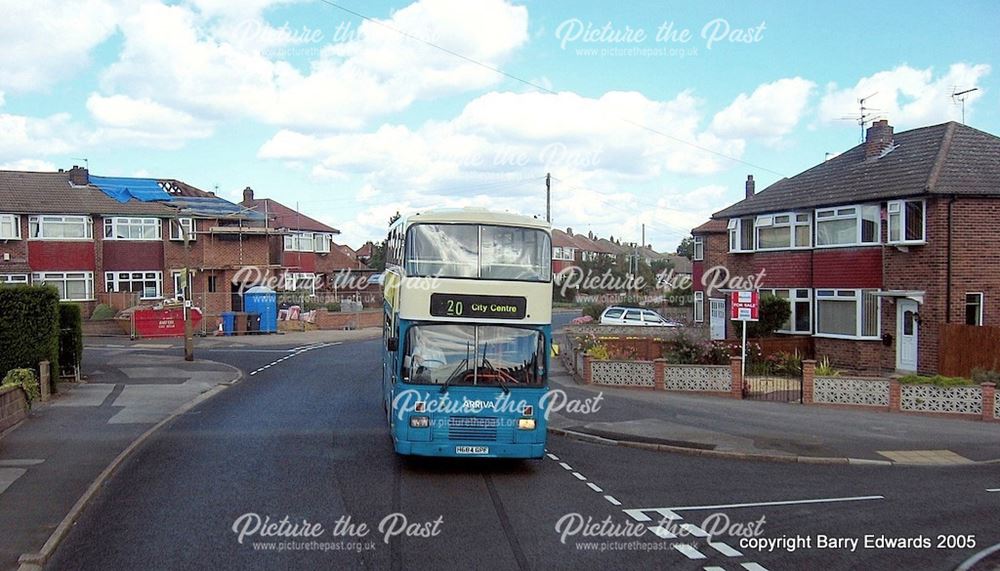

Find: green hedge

[59,303,84,375]
[0,285,60,389]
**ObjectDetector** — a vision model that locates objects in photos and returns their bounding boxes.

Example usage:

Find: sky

[1,0,998,251]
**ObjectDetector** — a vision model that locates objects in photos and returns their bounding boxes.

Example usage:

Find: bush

[897,374,974,387]
[90,304,116,320]
[325,302,342,312]
[2,368,40,408]
[0,285,60,387]
[59,303,83,375]
[971,368,1000,384]
[747,294,792,338]
[662,332,704,364]
[815,356,839,377]
[581,303,607,321]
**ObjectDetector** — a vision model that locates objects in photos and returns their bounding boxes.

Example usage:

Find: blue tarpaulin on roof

[90,176,172,203]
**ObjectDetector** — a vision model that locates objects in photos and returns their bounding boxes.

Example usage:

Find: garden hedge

[0,285,60,389]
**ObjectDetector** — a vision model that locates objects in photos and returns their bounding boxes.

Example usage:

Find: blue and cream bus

[381,209,552,458]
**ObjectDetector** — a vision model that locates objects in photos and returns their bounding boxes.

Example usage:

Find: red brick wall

[813,248,882,288]
[283,251,317,272]
[102,241,164,271]
[28,241,96,271]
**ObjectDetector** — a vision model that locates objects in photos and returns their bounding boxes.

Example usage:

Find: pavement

[0,350,240,570]
[547,339,1000,465]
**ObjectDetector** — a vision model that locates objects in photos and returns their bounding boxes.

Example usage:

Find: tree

[368,241,387,271]
[747,294,792,337]
[676,237,694,260]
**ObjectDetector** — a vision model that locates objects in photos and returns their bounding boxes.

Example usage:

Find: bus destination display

[429,293,527,320]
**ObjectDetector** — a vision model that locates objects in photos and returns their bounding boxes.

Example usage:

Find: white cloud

[86,93,214,148]
[0,159,58,172]
[818,63,991,128]
[710,77,815,142]
[97,0,529,129]
[0,111,78,160]
[0,0,122,92]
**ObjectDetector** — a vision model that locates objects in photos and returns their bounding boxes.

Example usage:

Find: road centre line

[587,483,603,493]
[637,495,886,514]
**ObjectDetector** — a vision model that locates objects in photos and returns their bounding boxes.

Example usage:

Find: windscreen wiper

[480,343,510,394]
[440,342,472,393]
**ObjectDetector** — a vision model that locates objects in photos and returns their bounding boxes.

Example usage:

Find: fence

[939,324,1000,377]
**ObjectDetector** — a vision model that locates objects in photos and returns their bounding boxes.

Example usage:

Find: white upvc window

[966,292,984,326]
[887,199,926,244]
[104,217,161,241]
[0,214,21,239]
[284,272,317,292]
[760,288,812,334]
[314,232,332,253]
[171,270,193,298]
[756,212,811,250]
[728,217,755,252]
[284,232,315,252]
[815,289,881,339]
[815,205,880,247]
[693,236,704,261]
[0,274,28,284]
[169,218,197,241]
[28,215,93,240]
[105,271,163,300]
[31,271,94,301]
[694,290,704,322]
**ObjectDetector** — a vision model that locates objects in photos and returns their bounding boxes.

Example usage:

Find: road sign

[730,291,759,321]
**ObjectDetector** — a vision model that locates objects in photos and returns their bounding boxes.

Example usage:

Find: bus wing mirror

[387,337,399,352]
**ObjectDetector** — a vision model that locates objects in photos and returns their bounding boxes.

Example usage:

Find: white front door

[896,299,919,371]
[710,299,726,340]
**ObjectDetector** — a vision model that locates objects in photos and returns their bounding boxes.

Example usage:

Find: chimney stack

[566,227,573,236]
[242,186,254,203]
[745,174,755,199]
[864,119,894,159]
[68,165,89,186]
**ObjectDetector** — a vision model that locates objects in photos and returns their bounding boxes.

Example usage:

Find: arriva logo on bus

[393,389,603,420]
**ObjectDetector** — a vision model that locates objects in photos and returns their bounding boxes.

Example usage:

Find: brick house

[0,166,277,317]
[691,120,1000,375]
[240,187,371,295]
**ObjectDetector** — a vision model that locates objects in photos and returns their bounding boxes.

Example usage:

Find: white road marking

[741,563,770,571]
[680,523,710,538]
[623,507,680,522]
[659,495,885,513]
[604,495,622,506]
[647,525,677,539]
[558,462,573,471]
[587,482,603,493]
[572,472,587,481]
[704,567,727,571]
[673,544,707,560]
[546,453,559,461]
[709,541,742,557]
[987,488,1000,492]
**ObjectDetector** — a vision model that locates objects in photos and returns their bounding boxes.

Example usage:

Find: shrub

[971,368,1000,384]
[898,374,974,387]
[581,303,607,321]
[0,285,60,387]
[587,343,611,360]
[662,332,704,365]
[90,304,116,320]
[59,303,84,375]
[2,368,40,408]
[747,294,792,338]
[815,356,839,377]
[325,302,342,312]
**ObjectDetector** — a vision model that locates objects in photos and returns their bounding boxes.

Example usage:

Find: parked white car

[599,306,682,327]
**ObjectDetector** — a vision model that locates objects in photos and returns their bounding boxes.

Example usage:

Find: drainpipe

[945,195,955,323]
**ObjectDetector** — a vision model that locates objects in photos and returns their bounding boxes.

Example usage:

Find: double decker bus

[381,209,552,458]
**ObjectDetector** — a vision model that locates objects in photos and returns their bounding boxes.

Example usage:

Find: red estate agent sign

[133,307,202,338]
[730,291,759,321]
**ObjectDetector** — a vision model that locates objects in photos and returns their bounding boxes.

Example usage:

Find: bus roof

[395,208,551,231]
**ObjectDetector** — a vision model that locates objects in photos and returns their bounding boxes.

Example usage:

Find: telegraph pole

[182,223,194,361]
[545,173,551,223]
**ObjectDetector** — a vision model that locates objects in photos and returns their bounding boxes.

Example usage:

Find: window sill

[813,333,881,341]
[104,238,162,242]
[27,238,94,242]
[813,243,881,250]
[887,240,926,247]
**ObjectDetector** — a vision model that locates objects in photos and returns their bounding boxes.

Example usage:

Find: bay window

[815,205,879,247]
[104,217,161,240]
[728,217,755,252]
[0,214,20,239]
[756,213,811,250]
[284,272,317,292]
[815,289,880,338]
[760,288,812,333]
[32,272,94,301]
[887,199,925,244]
[29,215,93,240]
[284,232,334,253]
[106,271,163,299]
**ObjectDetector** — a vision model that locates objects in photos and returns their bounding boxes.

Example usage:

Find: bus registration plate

[456,446,489,455]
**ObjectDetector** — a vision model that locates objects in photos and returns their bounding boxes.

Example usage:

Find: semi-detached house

[691,120,1000,375]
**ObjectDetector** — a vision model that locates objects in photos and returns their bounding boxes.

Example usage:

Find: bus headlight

[410,416,430,428]
[517,418,536,430]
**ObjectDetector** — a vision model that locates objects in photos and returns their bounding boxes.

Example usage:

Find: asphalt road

[47,330,1000,571]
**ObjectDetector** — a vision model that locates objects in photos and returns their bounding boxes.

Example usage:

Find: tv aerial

[839,92,882,142]
[951,87,979,124]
